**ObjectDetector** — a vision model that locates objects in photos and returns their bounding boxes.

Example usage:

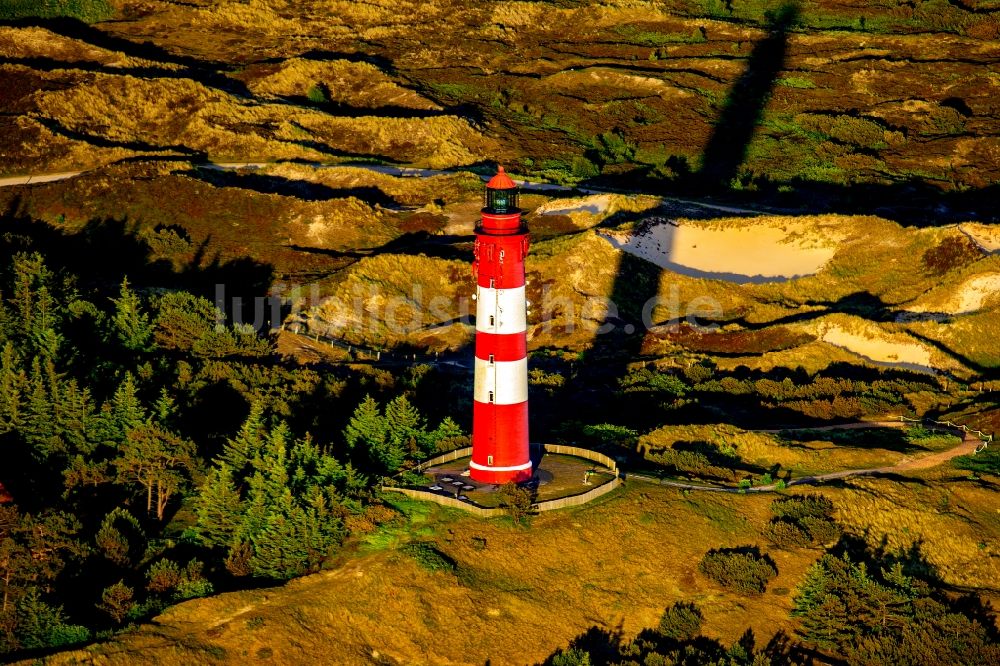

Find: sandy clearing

[600,216,843,283]
[534,194,613,217]
[960,223,1000,253]
[819,323,936,373]
[910,273,1000,315]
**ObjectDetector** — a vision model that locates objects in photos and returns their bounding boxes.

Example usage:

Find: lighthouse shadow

[559,3,800,437]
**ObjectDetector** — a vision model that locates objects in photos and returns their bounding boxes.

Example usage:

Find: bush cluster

[400,542,455,573]
[698,547,777,595]
[764,494,841,548]
[0,0,114,22]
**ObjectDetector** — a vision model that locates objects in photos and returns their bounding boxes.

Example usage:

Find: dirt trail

[0,171,82,187]
[628,421,986,493]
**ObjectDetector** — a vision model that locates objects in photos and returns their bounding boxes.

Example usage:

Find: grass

[0,0,114,22]
[44,476,1000,664]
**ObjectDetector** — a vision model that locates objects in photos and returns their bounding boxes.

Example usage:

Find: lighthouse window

[489,315,495,326]
[488,354,494,364]
[488,455,494,466]
[489,278,495,288]
[488,391,494,403]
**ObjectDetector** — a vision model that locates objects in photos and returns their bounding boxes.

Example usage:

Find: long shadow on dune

[33,116,208,158]
[0,54,253,98]
[697,4,800,190]
[0,205,273,322]
[0,16,254,97]
[187,167,404,207]
[288,231,475,262]
[568,2,803,403]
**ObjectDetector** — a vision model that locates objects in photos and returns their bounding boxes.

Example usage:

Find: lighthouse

[470,166,532,484]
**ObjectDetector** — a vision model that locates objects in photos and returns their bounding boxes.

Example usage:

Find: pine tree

[0,343,25,434]
[194,464,243,548]
[113,424,195,520]
[343,395,386,452]
[24,356,59,460]
[250,489,342,579]
[428,416,465,454]
[152,389,177,430]
[221,401,266,478]
[95,508,142,567]
[0,291,10,346]
[384,395,425,458]
[92,373,146,448]
[110,278,152,352]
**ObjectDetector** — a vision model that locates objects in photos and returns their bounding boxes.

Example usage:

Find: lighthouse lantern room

[470,167,532,484]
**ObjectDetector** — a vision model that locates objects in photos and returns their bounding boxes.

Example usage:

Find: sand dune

[909,273,1000,315]
[601,216,844,283]
[819,322,936,373]
[960,223,1000,253]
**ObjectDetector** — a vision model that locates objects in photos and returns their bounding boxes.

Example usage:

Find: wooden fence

[898,415,993,453]
[533,477,622,512]
[381,486,505,517]
[537,444,618,472]
[415,447,473,471]
[382,477,622,517]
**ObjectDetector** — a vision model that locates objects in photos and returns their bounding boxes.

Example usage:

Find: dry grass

[241,58,438,110]
[304,253,475,350]
[35,476,1000,665]
[639,423,914,477]
[832,475,1000,593]
[33,484,806,665]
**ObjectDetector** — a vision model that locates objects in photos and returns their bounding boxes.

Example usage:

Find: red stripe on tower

[470,166,532,484]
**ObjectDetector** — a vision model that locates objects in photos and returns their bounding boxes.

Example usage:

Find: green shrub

[570,155,600,179]
[11,590,91,651]
[497,481,534,523]
[953,446,999,476]
[306,84,329,104]
[763,519,811,548]
[0,0,114,22]
[698,548,777,595]
[771,495,834,521]
[776,77,816,89]
[658,601,703,641]
[766,494,841,548]
[400,542,455,573]
[799,516,842,545]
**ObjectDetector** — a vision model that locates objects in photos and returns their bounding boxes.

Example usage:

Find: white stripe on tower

[468,460,532,472]
[473,357,528,404]
[475,286,527,334]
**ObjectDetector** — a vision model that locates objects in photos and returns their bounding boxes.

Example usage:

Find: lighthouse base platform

[420,450,616,507]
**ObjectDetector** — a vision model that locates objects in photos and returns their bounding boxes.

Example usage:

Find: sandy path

[626,422,986,493]
[0,171,82,187]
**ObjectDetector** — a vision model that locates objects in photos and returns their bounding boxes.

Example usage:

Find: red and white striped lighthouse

[470,166,531,484]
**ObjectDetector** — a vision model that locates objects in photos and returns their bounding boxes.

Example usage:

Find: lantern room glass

[485,187,518,214]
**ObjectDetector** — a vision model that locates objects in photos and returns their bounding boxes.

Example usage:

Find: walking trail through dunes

[600,216,847,283]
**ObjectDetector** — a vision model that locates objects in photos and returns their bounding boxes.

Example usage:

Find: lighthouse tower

[470,166,531,484]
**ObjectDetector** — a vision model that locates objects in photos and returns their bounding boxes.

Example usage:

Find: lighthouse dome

[486,165,517,190]
[484,166,519,215]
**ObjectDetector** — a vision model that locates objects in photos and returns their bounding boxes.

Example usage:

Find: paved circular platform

[421,452,616,507]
